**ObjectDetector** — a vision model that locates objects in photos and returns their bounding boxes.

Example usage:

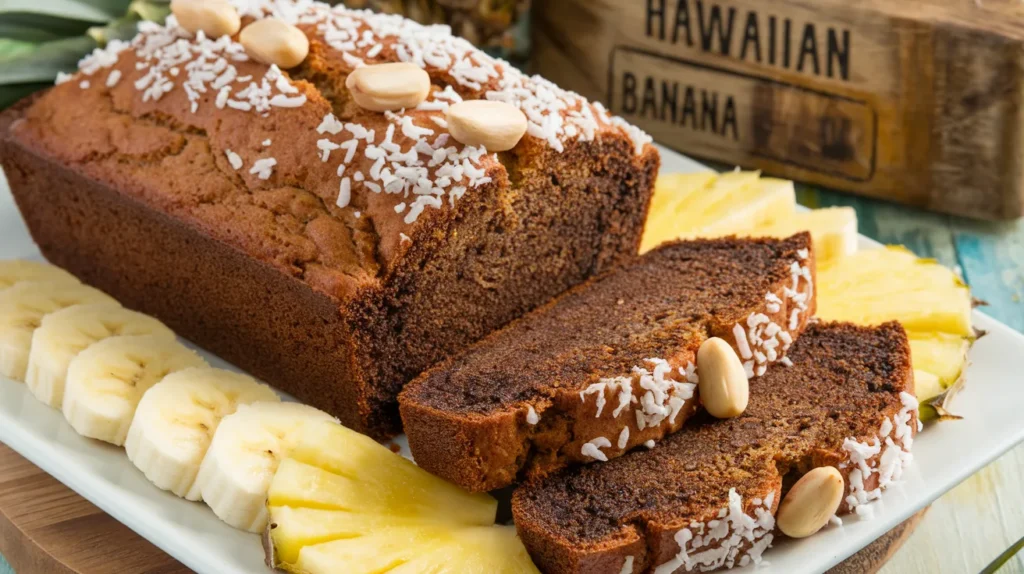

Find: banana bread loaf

[400,234,816,492]
[0,1,657,437]
[512,322,917,573]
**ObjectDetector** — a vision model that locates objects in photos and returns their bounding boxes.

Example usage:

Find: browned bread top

[399,234,816,491]
[4,0,654,302]
[511,322,917,574]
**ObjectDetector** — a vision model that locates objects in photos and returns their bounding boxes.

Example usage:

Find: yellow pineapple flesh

[640,171,799,253]
[640,171,717,253]
[266,422,538,574]
[816,247,972,337]
[686,177,796,239]
[914,369,944,403]
[752,206,858,263]
[909,332,972,387]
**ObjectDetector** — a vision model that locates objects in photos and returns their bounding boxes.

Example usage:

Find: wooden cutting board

[0,443,925,574]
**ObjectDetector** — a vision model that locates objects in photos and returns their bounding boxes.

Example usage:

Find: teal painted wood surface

[0,554,10,574]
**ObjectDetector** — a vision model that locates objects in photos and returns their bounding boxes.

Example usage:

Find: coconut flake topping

[58,0,651,231]
[839,391,918,517]
[655,488,775,573]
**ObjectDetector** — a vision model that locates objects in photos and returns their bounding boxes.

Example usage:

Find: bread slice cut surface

[399,233,816,492]
[511,321,917,574]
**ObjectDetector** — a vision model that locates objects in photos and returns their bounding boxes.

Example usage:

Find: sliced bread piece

[512,322,917,574]
[399,234,816,492]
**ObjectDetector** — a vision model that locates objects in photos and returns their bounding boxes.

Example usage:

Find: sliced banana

[26,303,174,408]
[196,401,337,532]
[0,259,78,290]
[0,282,117,382]
[125,367,281,501]
[63,335,208,446]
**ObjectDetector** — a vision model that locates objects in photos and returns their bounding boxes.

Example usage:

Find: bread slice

[399,234,816,492]
[512,322,917,574]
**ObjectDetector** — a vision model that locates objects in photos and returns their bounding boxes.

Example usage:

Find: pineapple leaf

[0,35,95,84]
[0,13,95,41]
[0,38,35,59]
[980,536,1024,574]
[0,81,47,109]
[126,0,169,22]
[87,17,141,44]
[0,0,133,22]
[919,367,968,423]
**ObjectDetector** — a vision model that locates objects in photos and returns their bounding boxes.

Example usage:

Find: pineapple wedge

[266,421,538,574]
[914,369,944,403]
[641,171,797,253]
[909,332,972,387]
[752,206,858,263]
[686,177,796,239]
[288,524,538,574]
[641,171,717,253]
[816,247,973,336]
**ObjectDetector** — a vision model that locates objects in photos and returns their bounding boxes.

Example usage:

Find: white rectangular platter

[2,146,1023,574]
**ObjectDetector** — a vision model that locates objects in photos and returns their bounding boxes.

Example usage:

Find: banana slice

[0,259,78,290]
[63,334,208,446]
[125,367,281,500]
[26,303,175,408]
[0,282,117,382]
[196,401,337,532]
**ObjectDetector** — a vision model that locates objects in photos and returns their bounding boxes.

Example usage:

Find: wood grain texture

[533,0,1024,219]
[829,508,929,574]
[0,444,190,574]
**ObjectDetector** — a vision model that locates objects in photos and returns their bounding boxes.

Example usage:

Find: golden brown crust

[400,234,816,491]
[511,322,916,574]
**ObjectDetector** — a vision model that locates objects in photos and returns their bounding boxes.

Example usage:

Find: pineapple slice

[687,177,796,239]
[266,421,538,574]
[909,331,972,387]
[816,247,972,336]
[641,171,717,253]
[641,171,797,253]
[752,207,858,263]
[914,369,944,403]
[291,524,537,574]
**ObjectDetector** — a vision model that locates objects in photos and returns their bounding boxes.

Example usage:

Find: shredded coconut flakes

[655,489,775,573]
[61,0,652,236]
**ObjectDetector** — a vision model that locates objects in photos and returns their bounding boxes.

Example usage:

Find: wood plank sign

[533,0,1024,220]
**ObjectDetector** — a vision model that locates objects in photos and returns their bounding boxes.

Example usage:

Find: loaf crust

[512,322,917,574]
[0,2,657,437]
[399,234,816,492]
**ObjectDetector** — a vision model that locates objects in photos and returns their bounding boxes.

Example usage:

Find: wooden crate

[533,0,1024,220]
